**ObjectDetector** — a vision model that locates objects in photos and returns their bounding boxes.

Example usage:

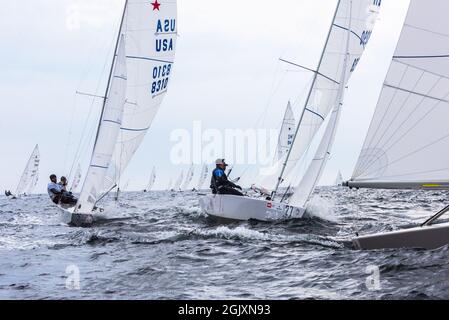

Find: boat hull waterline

[199,194,305,222]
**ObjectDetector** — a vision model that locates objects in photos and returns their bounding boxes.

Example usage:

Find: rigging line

[360,132,449,180]
[279,59,340,85]
[359,76,445,175]
[358,70,427,172]
[67,21,119,181]
[332,23,363,44]
[354,65,410,172]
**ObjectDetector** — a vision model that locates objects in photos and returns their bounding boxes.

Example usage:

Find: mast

[272,0,341,200]
[92,0,128,150]
[290,1,353,207]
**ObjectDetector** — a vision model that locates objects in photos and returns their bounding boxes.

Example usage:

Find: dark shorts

[218,186,244,197]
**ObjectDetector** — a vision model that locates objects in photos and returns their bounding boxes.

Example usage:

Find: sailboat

[196,164,209,191]
[199,0,381,221]
[335,171,343,187]
[5,145,40,199]
[59,0,177,226]
[167,179,173,192]
[181,164,195,191]
[173,170,184,192]
[345,0,449,250]
[144,166,156,192]
[276,102,296,160]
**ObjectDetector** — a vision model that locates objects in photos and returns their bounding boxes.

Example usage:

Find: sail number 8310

[151,64,172,94]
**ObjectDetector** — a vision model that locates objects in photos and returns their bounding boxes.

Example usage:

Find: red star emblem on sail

[151,0,161,11]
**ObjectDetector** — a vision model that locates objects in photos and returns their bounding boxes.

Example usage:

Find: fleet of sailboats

[11,0,448,252]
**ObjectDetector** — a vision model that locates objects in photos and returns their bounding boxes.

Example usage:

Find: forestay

[350,0,449,189]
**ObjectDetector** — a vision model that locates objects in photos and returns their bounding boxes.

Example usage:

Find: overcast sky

[0,0,410,193]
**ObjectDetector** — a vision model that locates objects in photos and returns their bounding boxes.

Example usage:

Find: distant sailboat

[167,179,173,191]
[144,167,156,192]
[200,0,381,221]
[345,0,449,250]
[59,0,178,226]
[181,164,195,191]
[196,164,209,191]
[276,101,296,160]
[6,145,40,198]
[173,170,184,192]
[335,171,343,187]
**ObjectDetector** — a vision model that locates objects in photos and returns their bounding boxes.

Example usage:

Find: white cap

[215,158,228,166]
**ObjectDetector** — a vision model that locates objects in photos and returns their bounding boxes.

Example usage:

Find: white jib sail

[181,164,195,190]
[276,0,382,193]
[288,0,381,207]
[197,164,209,190]
[16,144,40,196]
[76,35,127,213]
[103,0,178,192]
[276,102,296,160]
[146,166,156,191]
[350,0,449,189]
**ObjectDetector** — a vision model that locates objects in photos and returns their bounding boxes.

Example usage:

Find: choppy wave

[1,188,449,299]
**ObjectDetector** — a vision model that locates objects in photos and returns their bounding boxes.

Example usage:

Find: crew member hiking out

[210,159,244,196]
[47,174,78,207]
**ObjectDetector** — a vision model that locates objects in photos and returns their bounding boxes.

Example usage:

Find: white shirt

[47,182,62,200]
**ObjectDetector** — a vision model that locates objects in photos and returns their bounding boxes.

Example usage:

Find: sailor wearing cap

[210,159,243,196]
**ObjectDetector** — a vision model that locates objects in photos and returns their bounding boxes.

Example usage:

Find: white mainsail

[167,179,173,191]
[181,164,195,190]
[70,164,82,192]
[276,102,296,160]
[289,0,381,207]
[76,35,127,213]
[103,0,178,192]
[349,0,449,190]
[16,144,40,196]
[197,164,209,190]
[146,166,156,191]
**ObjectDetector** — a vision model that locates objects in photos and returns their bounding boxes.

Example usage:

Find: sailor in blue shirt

[210,159,243,196]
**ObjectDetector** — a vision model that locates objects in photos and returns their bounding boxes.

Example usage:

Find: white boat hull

[199,194,305,221]
[58,206,95,227]
[353,222,449,250]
